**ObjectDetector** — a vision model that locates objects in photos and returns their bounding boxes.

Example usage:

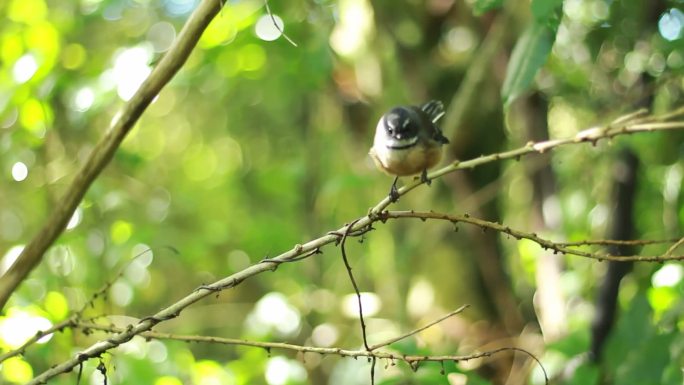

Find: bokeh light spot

[72,87,95,112]
[8,0,47,24]
[11,162,28,182]
[12,54,38,83]
[112,45,152,101]
[44,291,69,320]
[1,357,33,383]
[62,43,87,69]
[329,0,374,58]
[192,360,234,385]
[311,323,338,347]
[659,8,684,41]
[341,292,381,318]
[239,44,266,71]
[147,21,176,52]
[19,98,48,137]
[652,263,684,287]
[66,207,82,230]
[246,292,302,337]
[110,281,134,306]
[255,14,284,41]
[265,357,307,385]
[111,220,133,244]
[0,310,53,348]
[163,0,198,16]
[1,246,24,275]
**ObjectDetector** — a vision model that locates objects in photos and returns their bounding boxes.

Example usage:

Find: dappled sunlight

[246,292,302,338]
[1,0,683,384]
[0,309,52,348]
[112,46,153,101]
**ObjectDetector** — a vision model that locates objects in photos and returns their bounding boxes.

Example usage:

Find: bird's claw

[420,169,431,186]
[389,177,400,202]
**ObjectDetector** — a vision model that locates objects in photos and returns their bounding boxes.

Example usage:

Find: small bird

[369,100,449,202]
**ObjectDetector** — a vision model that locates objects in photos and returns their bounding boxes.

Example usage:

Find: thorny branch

[68,312,547,384]
[22,107,684,384]
[378,211,684,262]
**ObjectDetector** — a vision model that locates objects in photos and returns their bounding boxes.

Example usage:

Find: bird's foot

[388,176,400,202]
[420,169,432,186]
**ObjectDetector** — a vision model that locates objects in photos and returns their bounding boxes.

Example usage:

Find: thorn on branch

[409,360,420,372]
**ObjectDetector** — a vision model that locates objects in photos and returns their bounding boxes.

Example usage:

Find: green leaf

[471,0,504,15]
[501,22,554,106]
[532,0,563,34]
[531,0,563,21]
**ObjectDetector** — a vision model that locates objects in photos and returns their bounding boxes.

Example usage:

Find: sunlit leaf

[1,357,33,383]
[43,291,69,320]
[531,0,563,22]
[502,22,554,106]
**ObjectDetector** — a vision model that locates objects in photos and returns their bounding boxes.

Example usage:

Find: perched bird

[369,100,449,201]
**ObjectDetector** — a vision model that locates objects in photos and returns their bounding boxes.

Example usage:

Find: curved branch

[380,211,684,262]
[72,317,547,384]
[0,0,224,310]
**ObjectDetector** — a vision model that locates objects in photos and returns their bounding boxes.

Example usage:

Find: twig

[338,219,370,351]
[664,236,684,257]
[609,108,648,125]
[369,305,470,351]
[72,321,547,384]
[0,0,226,310]
[379,211,684,262]
[264,0,297,46]
[556,238,680,247]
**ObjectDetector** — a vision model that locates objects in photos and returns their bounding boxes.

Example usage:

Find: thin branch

[72,321,547,384]
[264,0,297,46]
[369,305,470,351]
[339,219,370,351]
[25,108,684,384]
[379,211,684,262]
[664,236,684,257]
[556,238,681,247]
[0,0,225,310]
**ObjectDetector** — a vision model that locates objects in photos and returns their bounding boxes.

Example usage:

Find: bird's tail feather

[421,100,445,123]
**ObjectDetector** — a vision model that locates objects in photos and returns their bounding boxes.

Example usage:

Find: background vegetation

[1,0,683,384]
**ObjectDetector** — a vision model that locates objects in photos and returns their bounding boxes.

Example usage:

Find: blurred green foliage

[1,0,683,384]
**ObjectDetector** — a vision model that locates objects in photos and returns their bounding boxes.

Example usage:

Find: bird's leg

[389,176,400,202]
[420,169,432,186]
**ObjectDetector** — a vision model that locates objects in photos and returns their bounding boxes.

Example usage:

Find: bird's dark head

[383,107,418,141]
